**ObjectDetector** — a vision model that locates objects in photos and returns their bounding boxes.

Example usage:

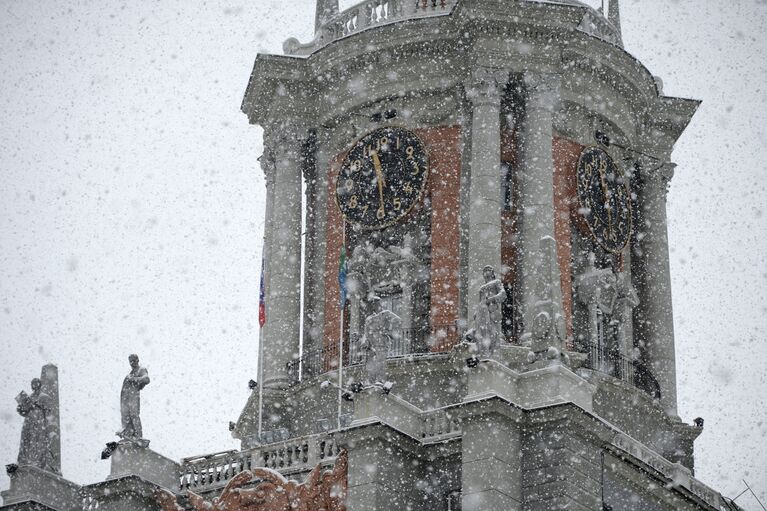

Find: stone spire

[607,0,622,42]
[315,0,339,33]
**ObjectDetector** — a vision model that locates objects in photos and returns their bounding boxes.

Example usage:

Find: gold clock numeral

[377,206,385,220]
[403,183,413,194]
[345,179,354,192]
[350,160,362,173]
[361,204,369,215]
[349,195,358,209]
[410,161,419,175]
[393,197,402,210]
[406,146,414,159]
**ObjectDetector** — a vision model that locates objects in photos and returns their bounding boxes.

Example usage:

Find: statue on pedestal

[469,265,507,358]
[15,378,56,472]
[360,296,402,384]
[117,354,150,444]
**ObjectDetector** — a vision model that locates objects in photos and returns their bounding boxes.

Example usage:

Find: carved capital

[265,117,311,147]
[524,71,561,113]
[466,67,508,107]
[641,161,676,197]
[260,147,277,186]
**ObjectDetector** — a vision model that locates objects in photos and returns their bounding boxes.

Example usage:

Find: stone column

[260,122,305,390]
[304,127,332,357]
[634,162,678,417]
[466,67,506,315]
[517,72,564,344]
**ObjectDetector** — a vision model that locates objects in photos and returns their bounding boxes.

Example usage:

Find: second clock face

[577,147,632,253]
[336,127,428,230]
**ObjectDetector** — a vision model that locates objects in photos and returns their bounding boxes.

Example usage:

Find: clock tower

[0,2,752,511]
[230,0,738,509]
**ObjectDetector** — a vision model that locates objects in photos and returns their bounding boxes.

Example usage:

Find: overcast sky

[1,0,765,508]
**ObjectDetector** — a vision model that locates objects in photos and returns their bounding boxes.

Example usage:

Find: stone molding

[1,466,80,511]
[611,433,722,509]
[641,161,676,196]
[465,67,508,107]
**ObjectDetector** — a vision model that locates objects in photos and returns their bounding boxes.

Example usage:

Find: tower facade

[0,2,748,511]
[228,0,730,509]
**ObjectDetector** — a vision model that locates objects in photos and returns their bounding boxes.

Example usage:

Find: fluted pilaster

[517,72,565,350]
[465,67,507,314]
[634,161,678,417]
[260,121,306,389]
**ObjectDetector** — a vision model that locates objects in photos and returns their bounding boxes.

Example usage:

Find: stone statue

[470,265,507,358]
[117,354,150,442]
[521,237,567,363]
[15,378,56,472]
[360,296,402,384]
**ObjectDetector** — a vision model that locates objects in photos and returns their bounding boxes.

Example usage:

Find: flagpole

[337,227,345,431]
[257,256,265,443]
[257,331,264,440]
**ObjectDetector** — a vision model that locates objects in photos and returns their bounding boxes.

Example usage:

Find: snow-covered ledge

[284,0,459,56]
[283,0,623,56]
[464,358,595,412]
[611,433,724,510]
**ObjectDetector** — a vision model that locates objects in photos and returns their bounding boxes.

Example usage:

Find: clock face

[576,147,632,253]
[336,127,428,230]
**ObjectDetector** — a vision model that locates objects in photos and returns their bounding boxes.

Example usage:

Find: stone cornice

[241,54,315,127]
[639,161,676,197]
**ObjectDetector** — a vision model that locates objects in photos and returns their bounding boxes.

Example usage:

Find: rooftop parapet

[284,0,623,56]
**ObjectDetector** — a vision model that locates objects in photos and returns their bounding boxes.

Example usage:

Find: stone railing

[323,0,458,40]
[286,0,459,54]
[581,341,661,400]
[179,433,340,493]
[285,0,622,55]
[612,433,723,510]
[420,407,461,440]
[288,324,460,384]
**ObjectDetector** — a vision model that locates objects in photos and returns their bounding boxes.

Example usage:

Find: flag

[338,245,347,308]
[259,258,266,328]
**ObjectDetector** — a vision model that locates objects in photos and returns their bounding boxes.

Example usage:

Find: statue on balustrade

[361,295,402,384]
[15,377,56,472]
[117,354,150,444]
[468,265,507,358]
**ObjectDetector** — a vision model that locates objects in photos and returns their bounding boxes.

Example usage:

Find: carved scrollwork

[523,71,561,113]
[465,67,509,107]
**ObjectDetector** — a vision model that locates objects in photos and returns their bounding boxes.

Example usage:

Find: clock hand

[598,168,613,237]
[371,150,386,211]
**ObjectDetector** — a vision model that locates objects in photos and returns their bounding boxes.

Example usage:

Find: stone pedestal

[1,466,79,511]
[108,442,180,491]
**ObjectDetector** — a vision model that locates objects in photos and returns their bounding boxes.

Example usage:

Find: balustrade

[287,324,459,384]
[421,409,460,440]
[582,341,661,399]
[323,0,457,42]
[179,434,339,492]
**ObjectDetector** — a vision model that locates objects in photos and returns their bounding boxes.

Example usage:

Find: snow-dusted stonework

[1,1,747,511]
